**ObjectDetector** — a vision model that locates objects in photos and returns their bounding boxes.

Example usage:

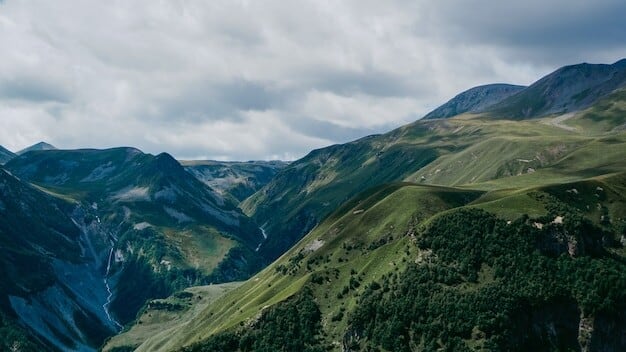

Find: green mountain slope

[4,148,264,328]
[131,171,626,351]
[243,108,626,261]
[241,132,439,259]
[181,160,287,203]
[564,88,626,134]
[131,182,484,351]
[118,59,626,352]
[102,282,242,351]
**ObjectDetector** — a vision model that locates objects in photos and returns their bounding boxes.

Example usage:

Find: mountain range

[486,59,626,118]
[0,147,276,350]
[241,59,626,262]
[119,59,625,352]
[425,59,626,120]
[2,59,625,352]
[181,160,288,203]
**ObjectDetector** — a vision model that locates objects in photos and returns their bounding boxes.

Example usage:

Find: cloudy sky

[1,0,625,160]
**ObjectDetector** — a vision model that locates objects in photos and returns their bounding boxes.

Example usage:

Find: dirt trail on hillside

[544,113,577,131]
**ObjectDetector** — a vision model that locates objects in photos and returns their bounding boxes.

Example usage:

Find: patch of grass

[566,89,626,134]
[102,283,242,351]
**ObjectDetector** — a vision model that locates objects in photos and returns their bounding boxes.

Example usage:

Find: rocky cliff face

[0,169,117,351]
[510,300,626,352]
[583,309,626,352]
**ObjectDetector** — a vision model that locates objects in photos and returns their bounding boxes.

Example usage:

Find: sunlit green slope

[133,171,626,351]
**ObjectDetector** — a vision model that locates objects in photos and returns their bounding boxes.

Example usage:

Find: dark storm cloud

[285,117,385,143]
[312,68,426,98]
[155,79,289,123]
[0,76,70,103]
[417,1,626,64]
[214,80,287,112]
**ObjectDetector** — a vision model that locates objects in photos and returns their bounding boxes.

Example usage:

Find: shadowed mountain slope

[424,83,526,119]
[486,59,626,119]
[2,148,266,349]
[17,141,56,155]
[0,146,15,164]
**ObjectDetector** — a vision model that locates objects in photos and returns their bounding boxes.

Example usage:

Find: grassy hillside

[404,116,626,189]
[241,129,440,259]
[102,282,242,352]
[243,95,626,261]
[565,88,626,134]
[126,76,626,350]
[130,170,626,351]
[133,183,485,351]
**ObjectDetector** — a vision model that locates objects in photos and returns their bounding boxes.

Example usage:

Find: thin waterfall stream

[103,244,123,330]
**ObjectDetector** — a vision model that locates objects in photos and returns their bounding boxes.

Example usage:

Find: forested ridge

[182,200,626,351]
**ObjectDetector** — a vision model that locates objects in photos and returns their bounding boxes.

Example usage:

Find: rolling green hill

[129,182,485,351]
[242,88,626,261]
[129,172,626,351]
[102,282,242,352]
[241,131,439,259]
[564,88,626,135]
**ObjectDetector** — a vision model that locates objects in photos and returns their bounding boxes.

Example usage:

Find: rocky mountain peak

[17,141,57,155]
[423,83,526,119]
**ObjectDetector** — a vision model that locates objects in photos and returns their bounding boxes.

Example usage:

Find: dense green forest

[182,203,626,351]
[182,288,325,352]
[349,208,626,351]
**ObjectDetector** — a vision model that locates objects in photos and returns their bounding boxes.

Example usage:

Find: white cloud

[0,0,623,160]
[301,90,421,128]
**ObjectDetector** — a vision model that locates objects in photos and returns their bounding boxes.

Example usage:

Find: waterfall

[255,226,268,252]
[103,244,123,330]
